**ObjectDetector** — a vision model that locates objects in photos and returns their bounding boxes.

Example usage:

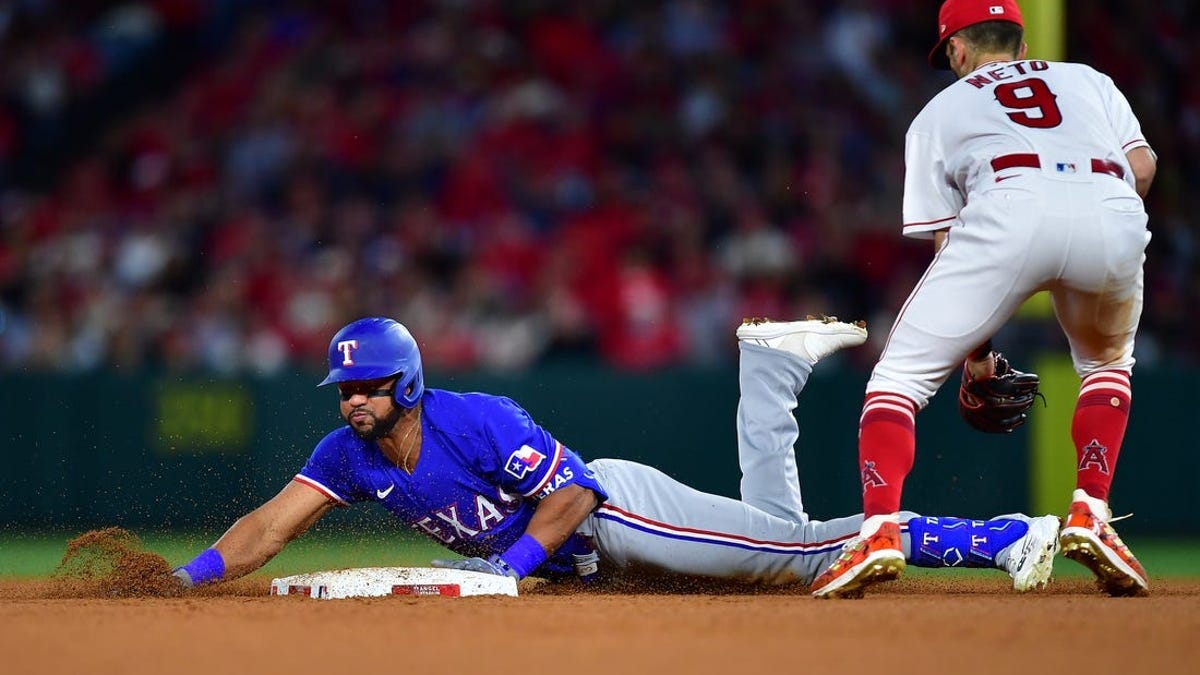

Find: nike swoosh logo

[376,484,395,499]
[995,174,1018,183]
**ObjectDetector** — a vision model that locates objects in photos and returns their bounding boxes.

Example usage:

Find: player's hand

[572,550,601,584]
[171,567,196,588]
[958,353,1042,433]
[430,556,520,578]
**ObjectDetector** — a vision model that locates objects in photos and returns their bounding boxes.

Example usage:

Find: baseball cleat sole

[812,553,906,600]
[736,316,868,364]
[1060,529,1149,597]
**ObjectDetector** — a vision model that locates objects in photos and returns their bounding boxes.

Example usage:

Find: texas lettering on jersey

[536,465,576,499]
[411,488,521,544]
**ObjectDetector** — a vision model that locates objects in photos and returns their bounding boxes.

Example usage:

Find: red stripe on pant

[1073,370,1132,502]
[859,392,917,517]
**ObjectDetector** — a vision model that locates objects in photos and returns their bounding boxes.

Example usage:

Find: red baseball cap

[929,0,1024,69]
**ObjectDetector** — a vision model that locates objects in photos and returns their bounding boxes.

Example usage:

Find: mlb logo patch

[505,445,546,479]
[989,5,1004,14]
[1055,162,1077,174]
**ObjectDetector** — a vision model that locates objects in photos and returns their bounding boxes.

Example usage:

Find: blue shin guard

[906,516,1029,568]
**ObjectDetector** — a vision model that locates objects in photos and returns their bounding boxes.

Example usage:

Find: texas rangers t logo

[337,340,359,366]
[1078,440,1111,475]
[505,445,545,479]
[861,460,888,492]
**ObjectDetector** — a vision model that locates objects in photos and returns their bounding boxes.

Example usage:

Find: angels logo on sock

[1078,439,1111,475]
[505,445,546,479]
[861,460,888,491]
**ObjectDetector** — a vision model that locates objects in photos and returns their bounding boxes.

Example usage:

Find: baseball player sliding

[811,0,1156,599]
[172,315,1060,593]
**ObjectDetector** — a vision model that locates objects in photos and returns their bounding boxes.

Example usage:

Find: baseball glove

[958,353,1042,433]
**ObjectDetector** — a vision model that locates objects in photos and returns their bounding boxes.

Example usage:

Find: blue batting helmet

[318,317,425,408]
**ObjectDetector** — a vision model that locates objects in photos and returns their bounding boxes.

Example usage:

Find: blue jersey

[294,389,608,574]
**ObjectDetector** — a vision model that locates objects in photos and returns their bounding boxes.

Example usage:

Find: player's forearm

[933,229,949,252]
[210,510,294,580]
[173,511,286,587]
[175,481,333,586]
[1126,146,1156,198]
[1133,170,1154,199]
[194,500,322,582]
[461,485,599,580]
[965,339,996,379]
[523,484,600,555]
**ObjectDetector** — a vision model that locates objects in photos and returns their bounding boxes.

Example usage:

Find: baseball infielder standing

[171,315,1060,592]
[811,0,1156,599]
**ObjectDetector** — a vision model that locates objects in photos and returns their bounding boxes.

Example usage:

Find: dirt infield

[4,530,1196,674]
[2,576,1198,675]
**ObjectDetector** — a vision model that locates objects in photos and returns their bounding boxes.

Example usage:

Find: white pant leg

[868,190,1047,406]
[577,342,928,586]
[736,342,811,522]
[871,179,1150,404]
[583,458,899,585]
[1050,184,1149,374]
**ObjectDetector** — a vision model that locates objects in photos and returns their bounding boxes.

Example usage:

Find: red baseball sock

[1072,370,1132,502]
[859,392,918,517]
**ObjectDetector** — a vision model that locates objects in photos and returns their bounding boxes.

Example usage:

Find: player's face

[338,378,403,441]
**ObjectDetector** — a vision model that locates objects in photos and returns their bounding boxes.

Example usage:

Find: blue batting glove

[430,556,519,579]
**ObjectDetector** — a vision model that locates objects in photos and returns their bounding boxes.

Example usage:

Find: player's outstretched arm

[174,481,335,586]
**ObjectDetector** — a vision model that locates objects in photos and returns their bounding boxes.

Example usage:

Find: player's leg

[581,458,1056,589]
[809,510,1061,598]
[859,233,1038,514]
[905,513,1061,592]
[581,457,903,585]
[733,317,867,522]
[815,198,1048,598]
[1051,191,1151,595]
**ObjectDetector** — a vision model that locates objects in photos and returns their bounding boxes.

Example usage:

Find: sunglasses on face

[338,387,394,401]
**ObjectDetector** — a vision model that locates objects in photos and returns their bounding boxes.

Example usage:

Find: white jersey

[901,59,1151,239]
[867,57,1151,409]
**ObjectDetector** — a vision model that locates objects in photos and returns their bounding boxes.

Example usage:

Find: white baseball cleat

[1002,515,1061,592]
[736,316,868,364]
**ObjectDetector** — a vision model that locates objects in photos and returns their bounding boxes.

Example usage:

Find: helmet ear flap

[394,366,424,408]
[394,380,411,408]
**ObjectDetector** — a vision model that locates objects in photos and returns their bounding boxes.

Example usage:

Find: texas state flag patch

[505,445,546,479]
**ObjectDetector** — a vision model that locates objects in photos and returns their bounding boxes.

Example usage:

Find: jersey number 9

[995,78,1063,129]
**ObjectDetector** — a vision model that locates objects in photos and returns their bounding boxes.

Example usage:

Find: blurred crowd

[0,0,1197,375]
